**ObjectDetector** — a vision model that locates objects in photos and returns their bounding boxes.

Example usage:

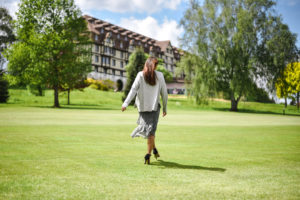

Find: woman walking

[122,56,168,164]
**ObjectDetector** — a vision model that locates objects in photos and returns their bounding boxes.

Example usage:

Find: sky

[1,0,300,48]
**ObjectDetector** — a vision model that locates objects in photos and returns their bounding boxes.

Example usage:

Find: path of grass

[0,89,300,199]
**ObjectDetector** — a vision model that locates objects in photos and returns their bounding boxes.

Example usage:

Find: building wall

[84,15,184,91]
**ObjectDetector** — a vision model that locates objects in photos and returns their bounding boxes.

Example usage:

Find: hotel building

[83,15,184,93]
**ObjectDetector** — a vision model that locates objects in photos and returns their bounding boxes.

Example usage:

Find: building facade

[84,15,184,92]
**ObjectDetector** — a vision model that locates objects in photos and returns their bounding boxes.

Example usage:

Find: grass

[0,88,300,199]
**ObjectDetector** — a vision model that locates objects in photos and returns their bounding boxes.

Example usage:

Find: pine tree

[122,48,146,104]
[0,71,9,103]
[0,7,15,103]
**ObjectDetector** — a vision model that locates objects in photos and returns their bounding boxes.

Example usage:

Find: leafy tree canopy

[179,0,297,111]
[4,0,92,107]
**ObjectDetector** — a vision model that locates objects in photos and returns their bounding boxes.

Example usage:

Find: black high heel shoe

[153,148,160,160]
[144,154,151,164]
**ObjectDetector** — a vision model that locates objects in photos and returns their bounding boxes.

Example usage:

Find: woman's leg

[147,135,155,154]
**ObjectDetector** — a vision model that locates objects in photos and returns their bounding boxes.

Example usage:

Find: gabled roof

[83,15,181,55]
[155,40,171,52]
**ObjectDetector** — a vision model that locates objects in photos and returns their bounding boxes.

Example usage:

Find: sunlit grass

[0,89,299,199]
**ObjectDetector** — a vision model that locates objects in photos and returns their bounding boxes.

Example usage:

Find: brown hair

[143,56,158,85]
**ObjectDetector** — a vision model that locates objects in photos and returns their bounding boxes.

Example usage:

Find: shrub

[26,84,45,96]
[102,79,115,90]
[84,78,115,91]
[0,76,9,103]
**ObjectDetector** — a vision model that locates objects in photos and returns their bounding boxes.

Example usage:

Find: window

[120,61,124,68]
[112,48,116,55]
[104,46,111,54]
[120,71,123,77]
[112,69,115,75]
[125,36,128,41]
[120,42,123,48]
[100,28,104,34]
[117,34,120,39]
[112,59,116,66]
[121,51,123,58]
[94,34,98,41]
[102,56,110,65]
[95,45,99,52]
[95,55,99,63]
[104,68,107,74]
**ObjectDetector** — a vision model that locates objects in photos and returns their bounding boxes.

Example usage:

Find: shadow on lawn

[28,104,119,111]
[212,107,300,117]
[151,160,226,172]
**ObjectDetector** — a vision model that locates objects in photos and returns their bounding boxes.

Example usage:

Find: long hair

[143,56,158,85]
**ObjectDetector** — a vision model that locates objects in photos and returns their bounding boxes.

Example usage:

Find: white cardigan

[122,71,168,113]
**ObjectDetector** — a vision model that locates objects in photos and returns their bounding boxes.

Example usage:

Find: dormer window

[105,32,112,43]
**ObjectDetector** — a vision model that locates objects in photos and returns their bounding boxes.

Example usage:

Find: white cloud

[0,0,20,19]
[2,0,184,18]
[119,16,184,47]
[0,0,184,47]
[75,0,183,13]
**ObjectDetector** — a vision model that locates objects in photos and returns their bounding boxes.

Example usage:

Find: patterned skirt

[131,104,161,139]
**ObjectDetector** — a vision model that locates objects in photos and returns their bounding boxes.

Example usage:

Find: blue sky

[1,0,300,47]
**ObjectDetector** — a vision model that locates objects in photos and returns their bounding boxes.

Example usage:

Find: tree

[122,47,146,103]
[4,0,92,108]
[0,7,15,69]
[179,0,295,111]
[261,21,298,107]
[0,7,15,103]
[0,70,9,103]
[276,62,300,110]
[122,48,174,103]
[156,64,173,83]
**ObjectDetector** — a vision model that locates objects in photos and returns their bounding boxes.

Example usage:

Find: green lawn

[0,89,300,199]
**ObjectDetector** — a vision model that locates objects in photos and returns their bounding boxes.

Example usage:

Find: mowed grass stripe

[0,89,300,199]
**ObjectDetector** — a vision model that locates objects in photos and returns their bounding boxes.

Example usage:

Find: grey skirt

[131,104,161,139]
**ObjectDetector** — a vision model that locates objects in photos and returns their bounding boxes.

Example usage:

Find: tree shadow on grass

[151,160,226,172]
[212,107,300,117]
[28,104,119,111]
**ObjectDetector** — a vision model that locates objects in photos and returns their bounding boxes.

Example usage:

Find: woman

[122,56,168,164]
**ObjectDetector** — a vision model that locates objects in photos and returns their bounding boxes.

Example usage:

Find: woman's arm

[122,73,141,110]
[160,73,168,115]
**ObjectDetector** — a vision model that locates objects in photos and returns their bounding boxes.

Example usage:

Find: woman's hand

[163,112,167,117]
[121,107,126,112]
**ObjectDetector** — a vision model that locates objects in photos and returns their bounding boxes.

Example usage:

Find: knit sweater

[122,70,168,113]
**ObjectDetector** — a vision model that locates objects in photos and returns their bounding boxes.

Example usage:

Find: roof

[83,15,181,55]
[155,40,171,52]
